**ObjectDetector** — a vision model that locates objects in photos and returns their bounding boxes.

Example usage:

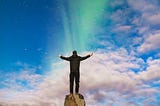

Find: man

[58,50,93,94]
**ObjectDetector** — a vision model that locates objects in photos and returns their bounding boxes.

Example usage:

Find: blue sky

[0,0,160,105]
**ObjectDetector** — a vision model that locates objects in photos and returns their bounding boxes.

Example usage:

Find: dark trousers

[70,72,80,94]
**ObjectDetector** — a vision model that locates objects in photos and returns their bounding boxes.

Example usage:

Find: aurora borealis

[59,0,108,51]
[0,0,160,105]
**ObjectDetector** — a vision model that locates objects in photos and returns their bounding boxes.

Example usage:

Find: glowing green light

[60,0,109,52]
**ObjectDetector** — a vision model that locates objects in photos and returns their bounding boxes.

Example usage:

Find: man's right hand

[90,53,93,57]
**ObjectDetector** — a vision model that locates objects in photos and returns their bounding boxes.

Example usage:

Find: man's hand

[90,52,93,57]
[58,54,62,58]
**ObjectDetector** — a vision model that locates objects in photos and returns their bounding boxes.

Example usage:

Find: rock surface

[64,94,85,106]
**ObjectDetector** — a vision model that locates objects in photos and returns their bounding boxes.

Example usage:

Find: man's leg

[75,72,80,94]
[70,72,74,94]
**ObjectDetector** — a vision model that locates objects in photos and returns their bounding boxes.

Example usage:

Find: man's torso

[70,56,80,72]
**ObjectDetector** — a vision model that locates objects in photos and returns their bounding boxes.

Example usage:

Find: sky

[0,0,160,106]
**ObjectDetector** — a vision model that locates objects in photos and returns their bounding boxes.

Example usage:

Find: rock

[64,94,85,106]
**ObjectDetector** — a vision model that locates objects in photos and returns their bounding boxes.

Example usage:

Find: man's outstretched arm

[80,53,93,61]
[58,54,70,61]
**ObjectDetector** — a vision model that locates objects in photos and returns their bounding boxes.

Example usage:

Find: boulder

[64,94,85,106]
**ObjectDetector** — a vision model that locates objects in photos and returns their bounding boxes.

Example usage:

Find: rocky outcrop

[64,94,85,106]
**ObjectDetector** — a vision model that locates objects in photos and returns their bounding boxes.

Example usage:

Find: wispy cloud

[100,0,160,57]
[0,48,160,105]
[138,32,160,53]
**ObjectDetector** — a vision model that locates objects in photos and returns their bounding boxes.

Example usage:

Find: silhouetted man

[58,50,93,94]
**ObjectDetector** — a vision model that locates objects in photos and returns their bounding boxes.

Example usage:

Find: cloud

[138,32,160,53]
[1,48,160,106]
[137,57,160,81]
[127,0,159,13]
[100,0,160,51]
[124,0,160,40]
[143,13,160,25]
[114,25,131,32]
[126,0,160,55]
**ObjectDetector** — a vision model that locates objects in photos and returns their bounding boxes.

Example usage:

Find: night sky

[0,0,160,105]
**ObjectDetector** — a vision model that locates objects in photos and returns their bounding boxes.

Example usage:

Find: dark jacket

[60,54,90,72]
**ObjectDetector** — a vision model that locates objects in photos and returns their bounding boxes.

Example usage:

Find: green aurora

[60,0,109,52]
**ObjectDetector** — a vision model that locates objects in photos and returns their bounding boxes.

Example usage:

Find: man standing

[58,50,93,94]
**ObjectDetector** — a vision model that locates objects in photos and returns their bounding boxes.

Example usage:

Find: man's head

[73,50,77,55]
